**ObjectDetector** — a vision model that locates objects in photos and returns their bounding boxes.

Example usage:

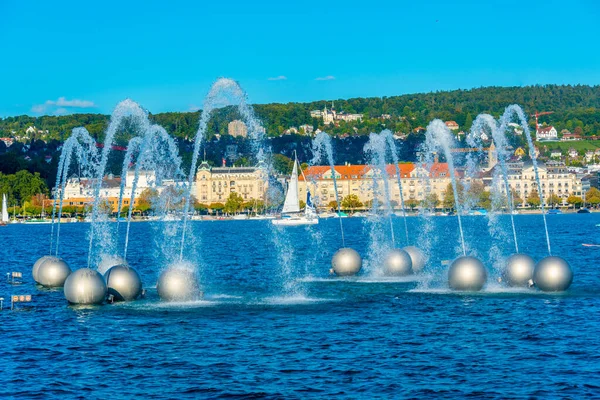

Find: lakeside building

[298,163,456,209]
[482,161,583,207]
[195,161,267,203]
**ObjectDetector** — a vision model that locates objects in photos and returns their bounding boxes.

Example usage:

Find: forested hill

[2,84,600,141]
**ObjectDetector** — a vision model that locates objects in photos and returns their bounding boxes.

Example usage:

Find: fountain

[363,131,412,276]
[312,132,362,276]
[424,119,487,291]
[497,105,572,291]
[34,127,99,288]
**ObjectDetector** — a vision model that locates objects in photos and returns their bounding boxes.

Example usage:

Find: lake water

[1,214,599,398]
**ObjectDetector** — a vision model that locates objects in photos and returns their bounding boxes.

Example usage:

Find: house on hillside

[568,148,578,158]
[445,121,459,131]
[561,130,582,141]
[585,150,595,163]
[550,150,562,159]
[536,126,558,141]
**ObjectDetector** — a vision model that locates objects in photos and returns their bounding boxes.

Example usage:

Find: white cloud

[31,97,96,114]
[50,97,95,108]
[53,108,69,116]
[31,104,47,113]
[315,75,335,81]
[189,104,201,112]
[267,75,287,81]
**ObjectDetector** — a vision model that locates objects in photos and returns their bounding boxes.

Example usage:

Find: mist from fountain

[178,78,266,261]
[424,120,466,256]
[51,127,99,257]
[122,125,185,261]
[361,132,400,274]
[465,114,514,274]
[498,105,552,255]
[383,130,410,245]
[87,99,151,269]
[311,132,346,247]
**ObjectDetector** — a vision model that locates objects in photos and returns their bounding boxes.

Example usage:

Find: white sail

[281,158,300,214]
[2,194,8,223]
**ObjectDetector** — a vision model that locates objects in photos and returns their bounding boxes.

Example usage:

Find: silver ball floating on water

[331,248,362,276]
[448,256,487,291]
[157,265,200,301]
[383,248,413,276]
[503,253,535,287]
[533,256,573,292]
[32,255,55,282]
[97,254,128,275]
[402,246,427,273]
[63,268,107,305]
[34,256,71,287]
[104,265,143,301]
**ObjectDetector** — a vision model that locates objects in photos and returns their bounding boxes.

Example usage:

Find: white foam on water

[260,294,336,305]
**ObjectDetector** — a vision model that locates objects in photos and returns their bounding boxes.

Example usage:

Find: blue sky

[0,0,599,117]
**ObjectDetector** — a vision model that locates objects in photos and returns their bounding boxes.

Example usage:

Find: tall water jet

[312,132,362,276]
[425,120,486,291]
[87,99,152,269]
[364,132,412,276]
[497,105,572,291]
[35,127,99,287]
[466,115,517,278]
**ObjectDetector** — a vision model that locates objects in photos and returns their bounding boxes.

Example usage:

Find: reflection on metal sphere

[533,256,573,292]
[402,246,427,273]
[33,255,55,282]
[105,265,143,301]
[157,266,200,301]
[331,248,362,276]
[383,249,413,276]
[503,254,535,287]
[97,254,128,275]
[36,256,71,287]
[63,268,107,305]
[448,256,487,291]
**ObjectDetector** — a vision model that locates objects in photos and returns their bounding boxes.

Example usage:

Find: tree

[327,200,338,211]
[546,193,562,207]
[567,195,583,208]
[405,199,419,211]
[511,189,524,208]
[299,200,306,209]
[527,190,541,208]
[586,188,600,208]
[341,194,363,211]
[442,182,463,210]
[272,154,294,175]
[224,192,244,214]
[422,193,439,209]
[209,202,224,215]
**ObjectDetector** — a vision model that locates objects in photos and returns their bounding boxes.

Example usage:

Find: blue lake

[1,214,600,398]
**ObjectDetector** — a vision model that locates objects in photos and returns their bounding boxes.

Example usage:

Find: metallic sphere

[402,246,427,273]
[157,267,200,301]
[105,265,143,301]
[533,256,573,292]
[36,257,71,287]
[331,248,362,276]
[383,248,413,276]
[63,268,107,305]
[32,255,55,282]
[503,254,535,287]
[448,256,487,291]
[97,254,128,275]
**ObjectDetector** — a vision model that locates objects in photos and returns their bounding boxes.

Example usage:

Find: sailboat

[271,153,318,226]
[1,194,9,226]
